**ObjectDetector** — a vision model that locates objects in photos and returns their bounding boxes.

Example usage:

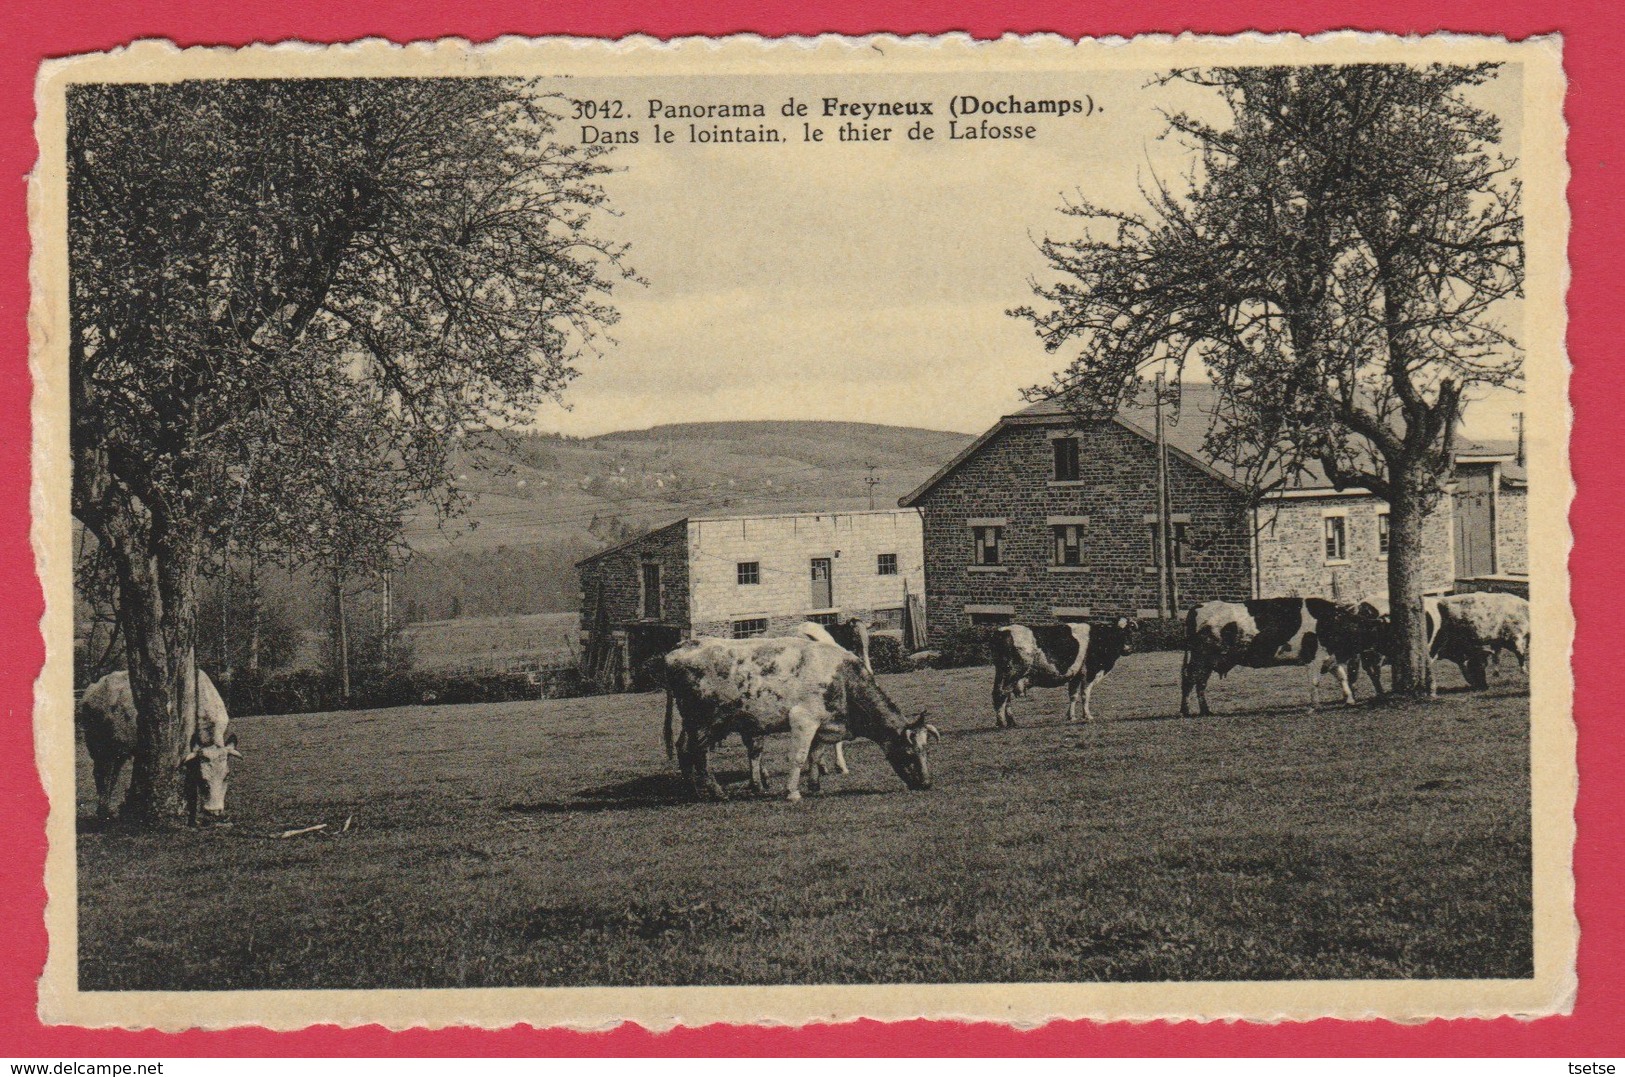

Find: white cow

[1425,592,1531,694]
[76,669,239,822]
[664,636,937,802]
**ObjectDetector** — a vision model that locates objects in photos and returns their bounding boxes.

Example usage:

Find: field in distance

[76,652,1531,988]
[401,612,582,674]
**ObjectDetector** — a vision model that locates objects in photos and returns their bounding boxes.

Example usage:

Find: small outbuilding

[577,508,926,688]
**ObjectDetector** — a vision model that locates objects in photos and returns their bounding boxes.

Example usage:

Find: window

[1052,437,1081,481]
[809,612,842,626]
[1324,514,1348,562]
[1149,522,1191,567]
[1052,524,1084,566]
[736,561,760,585]
[640,562,661,620]
[973,526,1002,566]
[731,618,768,639]
[1377,512,1391,557]
[877,552,898,576]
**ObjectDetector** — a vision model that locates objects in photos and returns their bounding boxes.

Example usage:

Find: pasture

[76,652,1531,989]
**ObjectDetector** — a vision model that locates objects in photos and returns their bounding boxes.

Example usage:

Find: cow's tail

[664,687,676,760]
[1180,606,1198,677]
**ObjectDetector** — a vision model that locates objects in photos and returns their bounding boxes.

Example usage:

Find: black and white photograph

[35,33,1572,1028]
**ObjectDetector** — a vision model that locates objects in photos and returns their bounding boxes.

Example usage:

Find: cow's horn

[178,749,200,766]
[226,745,243,759]
[924,723,941,744]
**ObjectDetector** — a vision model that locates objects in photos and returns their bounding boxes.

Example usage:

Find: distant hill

[391,420,975,620]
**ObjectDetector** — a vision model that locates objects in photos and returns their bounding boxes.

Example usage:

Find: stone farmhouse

[576,508,924,686]
[899,385,1526,642]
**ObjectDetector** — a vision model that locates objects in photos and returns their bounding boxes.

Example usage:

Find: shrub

[934,625,996,669]
[867,633,908,675]
[1134,616,1188,653]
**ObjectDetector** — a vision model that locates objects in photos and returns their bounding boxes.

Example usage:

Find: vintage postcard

[31,32,1573,1030]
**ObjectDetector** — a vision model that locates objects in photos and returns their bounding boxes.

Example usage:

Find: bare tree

[1015,64,1522,692]
[69,78,637,825]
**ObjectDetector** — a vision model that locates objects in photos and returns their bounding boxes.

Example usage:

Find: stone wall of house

[912,420,1254,644]
[687,510,924,638]
[576,521,690,635]
[1497,485,1528,575]
[1254,495,1454,602]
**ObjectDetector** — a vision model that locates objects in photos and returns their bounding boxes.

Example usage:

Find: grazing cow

[76,669,239,823]
[1425,592,1530,693]
[990,618,1137,727]
[663,635,938,802]
[1180,598,1388,717]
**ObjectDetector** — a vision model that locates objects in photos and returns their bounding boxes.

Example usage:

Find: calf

[795,619,872,674]
[990,618,1137,727]
[76,668,239,823]
[664,636,937,802]
[1181,597,1384,717]
[791,621,875,775]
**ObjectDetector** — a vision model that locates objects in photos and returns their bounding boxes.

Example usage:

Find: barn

[897,387,1519,643]
[576,508,926,687]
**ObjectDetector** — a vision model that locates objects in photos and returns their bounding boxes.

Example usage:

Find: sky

[528,66,1527,442]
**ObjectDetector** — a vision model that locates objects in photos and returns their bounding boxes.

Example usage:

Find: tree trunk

[111,531,201,826]
[1386,477,1432,695]
[332,575,351,706]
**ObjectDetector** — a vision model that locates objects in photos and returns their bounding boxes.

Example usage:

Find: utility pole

[1513,411,1525,468]
[1155,373,1178,618]
[863,462,880,511]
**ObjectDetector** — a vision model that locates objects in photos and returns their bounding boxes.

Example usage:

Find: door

[810,557,833,609]
[626,624,681,691]
[1454,492,1495,576]
[641,562,662,620]
[1452,466,1496,577]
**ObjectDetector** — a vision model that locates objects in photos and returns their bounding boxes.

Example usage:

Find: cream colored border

[31,31,1574,1031]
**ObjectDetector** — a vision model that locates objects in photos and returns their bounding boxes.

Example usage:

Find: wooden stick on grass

[275,823,328,839]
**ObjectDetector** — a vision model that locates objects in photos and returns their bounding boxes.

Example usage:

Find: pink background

[1,1,1616,1056]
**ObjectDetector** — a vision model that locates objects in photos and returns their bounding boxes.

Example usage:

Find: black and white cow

[990,618,1137,727]
[1180,597,1389,717]
[663,635,938,802]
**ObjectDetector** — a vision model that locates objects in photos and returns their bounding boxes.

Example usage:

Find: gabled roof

[574,518,688,568]
[899,385,1246,508]
[899,384,1522,507]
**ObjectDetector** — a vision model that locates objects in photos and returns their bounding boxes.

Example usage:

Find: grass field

[75,652,1531,989]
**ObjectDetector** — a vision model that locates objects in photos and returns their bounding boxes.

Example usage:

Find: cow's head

[883,710,939,791]
[1115,616,1139,655]
[180,730,241,821]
